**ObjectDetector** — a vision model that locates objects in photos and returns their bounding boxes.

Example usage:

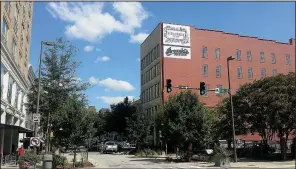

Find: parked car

[103,141,118,153]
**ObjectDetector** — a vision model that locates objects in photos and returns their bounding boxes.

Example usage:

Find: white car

[103,141,118,153]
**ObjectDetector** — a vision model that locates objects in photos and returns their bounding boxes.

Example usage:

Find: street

[64,152,295,169]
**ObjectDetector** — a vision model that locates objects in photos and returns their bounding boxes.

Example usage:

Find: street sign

[215,88,228,94]
[220,88,229,94]
[30,137,40,147]
[33,113,40,123]
[179,85,189,89]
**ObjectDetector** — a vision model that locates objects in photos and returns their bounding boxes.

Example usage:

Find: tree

[220,72,296,159]
[104,97,137,139]
[26,38,90,150]
[126,111,153,150]
[160,90,215,155]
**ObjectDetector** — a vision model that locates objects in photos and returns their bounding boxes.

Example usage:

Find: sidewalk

[196,160,295,168]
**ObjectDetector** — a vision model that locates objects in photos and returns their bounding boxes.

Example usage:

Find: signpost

[33,113,40,123]
[30,137,41,147]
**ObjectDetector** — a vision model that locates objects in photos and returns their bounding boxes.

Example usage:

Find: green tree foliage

[126,110,153,149]
[159,90,215,153]
[104,97,137,138]
[217,72,296,159]
[26,38,93,150]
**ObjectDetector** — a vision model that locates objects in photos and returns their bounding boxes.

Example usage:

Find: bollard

[42,154,53,169]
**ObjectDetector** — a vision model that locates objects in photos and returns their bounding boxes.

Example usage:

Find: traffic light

[166,79,172,93]
[200,82,206,95]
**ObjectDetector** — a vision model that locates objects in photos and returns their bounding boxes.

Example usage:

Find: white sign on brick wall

[163,23,191,47]
[163,46,191,59]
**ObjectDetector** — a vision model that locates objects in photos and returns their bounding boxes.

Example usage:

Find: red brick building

[140,22,295,117]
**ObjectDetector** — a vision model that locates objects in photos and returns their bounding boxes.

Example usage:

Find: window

[216,65,221,77]
[157,63,160,75]
[271,53,276,64]
[215,48,220,60]
[152,85,155,100]
[247,50,252,62]
[261,68,266,78]
[141,74,143,85]
[2,19,8,43]
[204,85,209,97]
[237,67,242,79]
[15,85,19,107]
[7,76,13,104]
[12,39,16,56]
[236,50,241,61]
[202,47,207,58]
[248,68,253,79]
[149,87,152,101]
[260,52,265,63]
[20,95,24,111]
[203,64,208,76]
[272,69,277,76]
[1,64,4,97]
[286,54,291,65]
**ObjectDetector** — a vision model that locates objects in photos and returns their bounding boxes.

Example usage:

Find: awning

[0,124,33,133]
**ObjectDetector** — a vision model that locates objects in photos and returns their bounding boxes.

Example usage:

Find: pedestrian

[16,145,25,165]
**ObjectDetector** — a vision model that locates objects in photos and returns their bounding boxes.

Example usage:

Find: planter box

[214,155,230,167]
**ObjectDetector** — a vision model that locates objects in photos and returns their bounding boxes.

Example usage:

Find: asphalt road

[80,152,295,169]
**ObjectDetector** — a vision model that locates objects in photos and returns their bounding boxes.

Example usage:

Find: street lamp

[34,41,55,155]
[227,56,237,163]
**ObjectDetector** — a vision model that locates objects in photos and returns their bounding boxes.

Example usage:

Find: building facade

[140,22,295,118]
[1,1,34,156]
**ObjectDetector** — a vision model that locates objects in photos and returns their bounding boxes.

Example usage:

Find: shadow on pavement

[129,158,165,163]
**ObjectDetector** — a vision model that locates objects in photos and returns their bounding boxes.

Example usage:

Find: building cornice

[1,41,29,91]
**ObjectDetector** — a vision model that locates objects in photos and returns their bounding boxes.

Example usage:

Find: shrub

[53,154,68,168]
[18,151,41,165]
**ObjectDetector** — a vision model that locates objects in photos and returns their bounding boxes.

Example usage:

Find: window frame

[236,49,241,61]
[202,47,207,58]
[260,52,265,63]
[261,68,266,78]
[203,64,208,76]
[272,69,277,76]
[237,66,243,79]
[215,48,220,60]
[286,54,291,65]
[216,65,221,78]
[271,53,276,64]
[248,67,253,79]
[247,50,252,62]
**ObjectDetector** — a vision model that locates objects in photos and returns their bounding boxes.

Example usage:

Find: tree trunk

[187,142,192,153]
[73,149,77,168]
[227,140,232,150]
[279,137,287,160]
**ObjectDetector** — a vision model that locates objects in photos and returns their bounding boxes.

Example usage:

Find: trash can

[42,154,53,169]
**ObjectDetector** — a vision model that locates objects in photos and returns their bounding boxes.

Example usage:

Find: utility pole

[227,56,237,163]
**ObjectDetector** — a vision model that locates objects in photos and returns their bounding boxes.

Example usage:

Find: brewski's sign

[163,23,191,47]
[164,46,191,59]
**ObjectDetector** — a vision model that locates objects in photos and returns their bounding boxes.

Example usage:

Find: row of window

[141,62,161,85]
[202,47,292,65]
[141,45,160,70]
[145,105,160,120]
[141,83,161,104]
[203,64,278,79]
[1,64,25,111]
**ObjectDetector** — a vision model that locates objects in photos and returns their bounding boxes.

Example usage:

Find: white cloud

[84,45,94,52]
[129,32,149,44]
[95,56,110,62]
[99,78,135,91]
[97,96,135,105]
[46,2,149,43]
[89,76,99,85]
[88,77,135,91]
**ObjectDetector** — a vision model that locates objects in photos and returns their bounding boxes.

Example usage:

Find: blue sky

[29,2,295,110]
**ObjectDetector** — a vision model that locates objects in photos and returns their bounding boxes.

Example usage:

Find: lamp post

[34,41,55,155]
[227,56,237,163]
